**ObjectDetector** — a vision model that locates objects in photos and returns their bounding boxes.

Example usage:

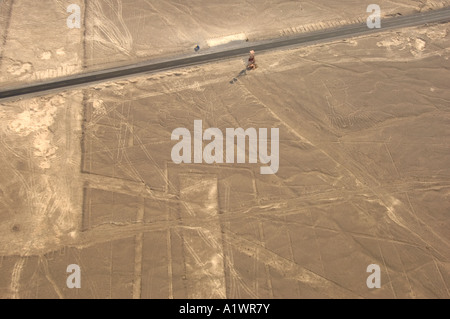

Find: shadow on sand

[229,69,248,84]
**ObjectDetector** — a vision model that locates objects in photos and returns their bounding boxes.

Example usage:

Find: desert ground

[0,1,449,299]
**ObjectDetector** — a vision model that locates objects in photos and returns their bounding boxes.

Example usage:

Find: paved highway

[1,7,450,100]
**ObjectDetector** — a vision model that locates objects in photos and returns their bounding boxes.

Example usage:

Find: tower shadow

[229,69,248,84]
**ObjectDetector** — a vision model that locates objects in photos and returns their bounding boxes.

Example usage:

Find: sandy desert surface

[0,1,449,299]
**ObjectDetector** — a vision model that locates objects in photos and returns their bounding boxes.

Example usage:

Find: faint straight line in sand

[40,256,64,299]
[377,243,397,299]
[165,161,169,194]
[255,247,260,296]
[10,257,25,299]
[238,85,314,147]
[349,202,397,297]
[285,218,301,298]
[109,241,113,298]
[405,192,424,232]
[243,82,450,260]
[384,143,400,178]
[433,259,450,298]
[405,192,450,296]
[132,198,145,299]
[308,210,326,277]
[83,0,87,69]
[391,238,415,298]
[258,222,274,298]
[165,161,174,299]
[224,234,238,298]
[228,228,361,298]
[250,170,258,201]
[167,228,174,299]
[81,173,175,202]
[178,176,226,298]
[133,233,144,299]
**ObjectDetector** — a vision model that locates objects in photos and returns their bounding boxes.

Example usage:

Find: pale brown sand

[0,18,449,298]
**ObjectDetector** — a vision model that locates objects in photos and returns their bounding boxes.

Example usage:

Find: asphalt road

[1,7,450,100]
